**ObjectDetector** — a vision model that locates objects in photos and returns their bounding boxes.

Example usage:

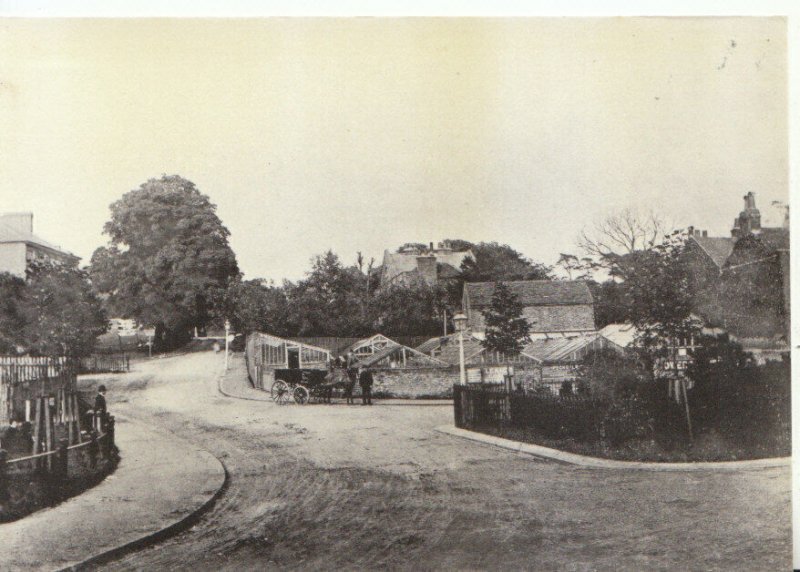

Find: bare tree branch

[577,207,671,262]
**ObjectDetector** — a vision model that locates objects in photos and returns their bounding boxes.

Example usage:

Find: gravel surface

[83,351,791,571]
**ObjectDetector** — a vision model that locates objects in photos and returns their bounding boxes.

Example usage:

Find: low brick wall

[371,366,459,399]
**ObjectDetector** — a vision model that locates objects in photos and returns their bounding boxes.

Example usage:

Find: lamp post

[224,320,231,371]
[453,313,468,385]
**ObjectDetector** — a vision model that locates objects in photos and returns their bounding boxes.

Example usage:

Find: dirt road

[85,351,790,571]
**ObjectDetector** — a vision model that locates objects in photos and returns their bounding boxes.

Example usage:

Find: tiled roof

[465,280,593,307]
[691,236,734,268]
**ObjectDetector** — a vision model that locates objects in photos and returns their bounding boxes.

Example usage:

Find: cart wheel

[293,385,310,405]
[272,380,291,405]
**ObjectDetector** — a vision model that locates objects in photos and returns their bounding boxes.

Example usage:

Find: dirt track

[83,351,791,571]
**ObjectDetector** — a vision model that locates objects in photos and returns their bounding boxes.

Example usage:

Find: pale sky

[0,17,789,282]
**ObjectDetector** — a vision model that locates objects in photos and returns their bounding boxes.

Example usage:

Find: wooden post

[43,397,53,471]
[66,392,74,445]
[32,397,42,455]
[74,393,83,444]
[681,378,693,442]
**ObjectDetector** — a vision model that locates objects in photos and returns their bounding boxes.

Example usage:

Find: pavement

[0,411,226,571]
[436,425,792,472]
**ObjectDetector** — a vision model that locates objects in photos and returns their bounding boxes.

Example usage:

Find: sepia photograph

[0,3,795,570]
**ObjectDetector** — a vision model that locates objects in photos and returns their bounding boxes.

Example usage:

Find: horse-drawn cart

[270,367,352,405]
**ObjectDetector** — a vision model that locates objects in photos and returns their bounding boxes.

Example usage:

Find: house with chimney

[379,242,474,289]
[0,212,80,277]
[684,192,789,360]
[462,280,596,339]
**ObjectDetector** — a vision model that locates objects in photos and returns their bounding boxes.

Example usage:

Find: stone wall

[371,366,458,398]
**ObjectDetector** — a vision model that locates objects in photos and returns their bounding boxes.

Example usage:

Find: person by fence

[359,367,374,406]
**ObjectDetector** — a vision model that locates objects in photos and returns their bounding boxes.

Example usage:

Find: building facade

[462,280,596,338]
[0,212,80,277]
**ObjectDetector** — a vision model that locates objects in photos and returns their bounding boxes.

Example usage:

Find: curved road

[85,351,790,571]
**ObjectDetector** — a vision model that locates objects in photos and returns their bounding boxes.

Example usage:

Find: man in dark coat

[359,367,374,406]
[94,385,108,430]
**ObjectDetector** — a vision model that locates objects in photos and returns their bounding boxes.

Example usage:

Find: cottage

[0,212,80,277]
[462,280,596,338]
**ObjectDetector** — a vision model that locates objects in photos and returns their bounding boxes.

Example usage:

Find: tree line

[1,174,758,357]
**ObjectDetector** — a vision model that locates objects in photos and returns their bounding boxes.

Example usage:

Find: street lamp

[453,313,468,385]
[224,320,231,371]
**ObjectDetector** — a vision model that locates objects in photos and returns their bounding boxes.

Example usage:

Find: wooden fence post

[0,449,7,503]
[72,393,83,444]
[32,397,42,456]
[43,397,53,472]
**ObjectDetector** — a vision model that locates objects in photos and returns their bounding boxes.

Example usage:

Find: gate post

[453,384,462,428]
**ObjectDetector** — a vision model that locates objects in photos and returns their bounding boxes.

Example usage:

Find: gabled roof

[690,236,734,269]
[341,334,399,356]
[464,280,593,307]
[359,343,447,368]
[0,220,79,261]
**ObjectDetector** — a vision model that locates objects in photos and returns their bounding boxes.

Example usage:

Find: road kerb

[435,425,790,472]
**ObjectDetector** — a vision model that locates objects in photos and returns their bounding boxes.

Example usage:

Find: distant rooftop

[464,280,593,307]
[0,212,79,260]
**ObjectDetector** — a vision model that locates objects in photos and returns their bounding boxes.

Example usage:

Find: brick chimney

[732,192,761,239]
[0,212,33,235]
[416,255,437,286]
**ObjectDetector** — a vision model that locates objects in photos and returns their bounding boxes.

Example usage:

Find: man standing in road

[359,367,374,406]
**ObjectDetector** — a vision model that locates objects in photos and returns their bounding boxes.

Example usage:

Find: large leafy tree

[613,232,701,368]
[286,251,371,337]
[20,262,107,357]
[222,278,291,337]
[370,283,447,337]
[481,282,531,375]
[90,175,239,348]
[459,241,552,282]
